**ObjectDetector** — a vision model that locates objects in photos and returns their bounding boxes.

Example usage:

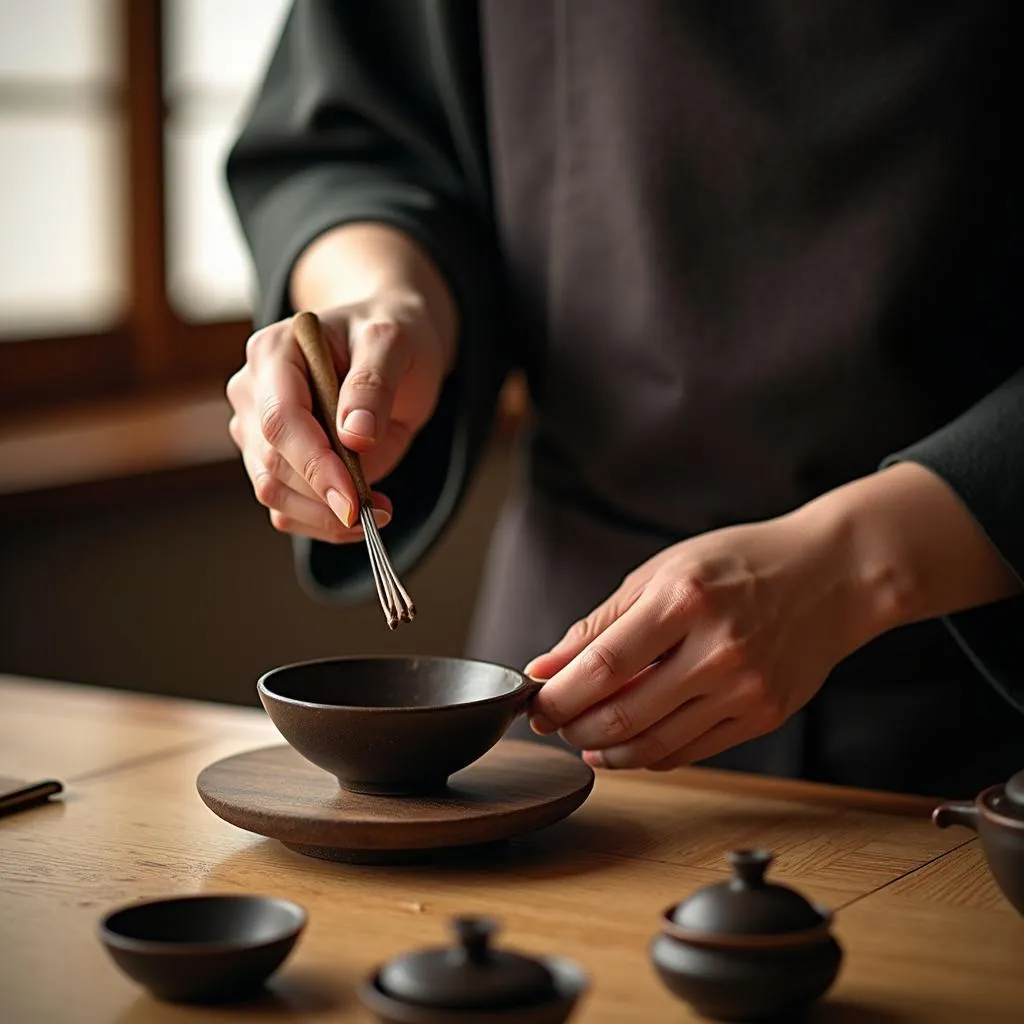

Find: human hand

[525,459,1022,771]
[226,291,448,543]
[523,505,884,771]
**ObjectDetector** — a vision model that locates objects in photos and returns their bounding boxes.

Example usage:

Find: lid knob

[453,916,496,965]
[728,849,773,887]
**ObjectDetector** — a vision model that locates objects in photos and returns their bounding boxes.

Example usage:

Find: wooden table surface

[1,674,1021,1022]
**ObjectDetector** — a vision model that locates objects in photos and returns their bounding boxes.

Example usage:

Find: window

[0,0,291,416]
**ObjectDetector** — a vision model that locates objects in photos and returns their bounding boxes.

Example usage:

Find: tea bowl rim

[257,654,536,715]
[98,893,308,956]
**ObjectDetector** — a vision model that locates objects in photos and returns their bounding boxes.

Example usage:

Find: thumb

[337,319,412,453]
[524,584,644,681]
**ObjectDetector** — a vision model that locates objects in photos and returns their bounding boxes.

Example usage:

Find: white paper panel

[164,0,291,95]
[0,113,125,339]
[165,117,254,321]
[0,0,118,84]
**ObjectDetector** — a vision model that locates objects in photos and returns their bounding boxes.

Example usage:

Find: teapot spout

[932,800,980,833]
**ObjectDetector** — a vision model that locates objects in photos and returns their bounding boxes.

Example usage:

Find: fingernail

[371,506,392,528]
[326,488,355,528]
[342,409,376,439]
[583,751,606,768]
[530,714,555,735]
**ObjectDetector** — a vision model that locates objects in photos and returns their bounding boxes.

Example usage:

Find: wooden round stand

[196,739,594,864]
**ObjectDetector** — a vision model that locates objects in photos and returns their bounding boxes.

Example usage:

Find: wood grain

[0,677,1021,1023]
[0,674,274,782]
[197,740,595,862]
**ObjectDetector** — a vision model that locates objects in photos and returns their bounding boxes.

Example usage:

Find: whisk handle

[292,310,374,509]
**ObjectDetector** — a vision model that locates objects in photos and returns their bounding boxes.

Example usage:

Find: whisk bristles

[360,506,415,630]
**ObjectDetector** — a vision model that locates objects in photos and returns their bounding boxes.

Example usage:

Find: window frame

[0,0,250,420]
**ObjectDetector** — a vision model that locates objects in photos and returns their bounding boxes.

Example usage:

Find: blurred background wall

[0,0,521,705]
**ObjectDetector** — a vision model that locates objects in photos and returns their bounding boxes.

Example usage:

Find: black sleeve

[881,368,1024,712]
[224,0,509,604]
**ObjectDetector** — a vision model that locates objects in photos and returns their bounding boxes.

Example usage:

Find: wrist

[791,461,1021,644]
[787,471,920,649]
[290,222,458,370]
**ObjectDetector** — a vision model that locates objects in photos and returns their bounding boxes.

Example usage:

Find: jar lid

[992,769,1024,820]
[669,850,828,938]
[1003,769,1024,809]
[377,916,559,1010]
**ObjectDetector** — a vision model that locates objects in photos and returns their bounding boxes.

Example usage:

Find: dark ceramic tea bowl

[257,655,544,796]
[934,768,1024,916]
[98,894,306,1003]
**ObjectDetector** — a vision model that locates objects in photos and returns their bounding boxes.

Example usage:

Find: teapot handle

[932,800,980,833]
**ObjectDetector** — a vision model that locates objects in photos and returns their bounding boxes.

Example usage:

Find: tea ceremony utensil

[293,309,415,630]
[0,776,63,818]
[196,739,593,864]
[97,894,306,1004]
[256,654,544,796]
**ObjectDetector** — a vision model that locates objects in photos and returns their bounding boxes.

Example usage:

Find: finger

[524,585,643,681]
[267,491,392,543]
[531,584,701,735]
[559,644,703,750]
[337,319,411,452]
[598,671,770,770]
[353,416,415,486]
[269,511,364,545]
[647,714,769,771]
[228,414,244,452]
[557,621,746,750]
[243,442,392,533]
[582,691,736,770]
[237,430,321,500]
[252,355,360,526]
[253,467,393,534]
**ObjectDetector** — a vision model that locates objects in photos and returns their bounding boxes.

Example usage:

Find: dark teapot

[933,768,1024,916]
[649,849,843,1022]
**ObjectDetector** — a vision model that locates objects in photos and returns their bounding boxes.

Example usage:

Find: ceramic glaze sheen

[650,933,842,1022]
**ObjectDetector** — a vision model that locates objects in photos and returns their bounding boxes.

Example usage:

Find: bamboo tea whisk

[293,311,415,630]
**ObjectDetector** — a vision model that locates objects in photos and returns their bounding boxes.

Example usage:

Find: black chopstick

[0,780,64,818]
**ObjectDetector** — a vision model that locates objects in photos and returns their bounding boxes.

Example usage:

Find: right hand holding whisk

[226,294,449,544]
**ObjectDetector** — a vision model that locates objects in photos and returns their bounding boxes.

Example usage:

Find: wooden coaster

[196,739,594,864]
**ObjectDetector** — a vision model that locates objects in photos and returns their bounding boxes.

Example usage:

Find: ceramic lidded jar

[934,768,1024,915]
[649,849,843,1022]
[359,916,588,1023]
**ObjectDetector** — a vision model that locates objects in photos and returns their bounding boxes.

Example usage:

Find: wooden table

[1,675,1020,1022]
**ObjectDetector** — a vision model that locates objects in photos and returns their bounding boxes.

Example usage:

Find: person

[224,1,1024,798]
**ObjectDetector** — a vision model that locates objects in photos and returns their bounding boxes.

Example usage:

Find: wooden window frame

[0,0,250,420]
[0,0,526,514]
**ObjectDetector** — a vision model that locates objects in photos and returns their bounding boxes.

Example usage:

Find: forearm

[796,462,1022,642]
[289,222,459,370]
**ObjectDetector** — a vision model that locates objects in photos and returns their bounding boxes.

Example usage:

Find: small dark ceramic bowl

[257,655,543,796]
[98,894,306,1003]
